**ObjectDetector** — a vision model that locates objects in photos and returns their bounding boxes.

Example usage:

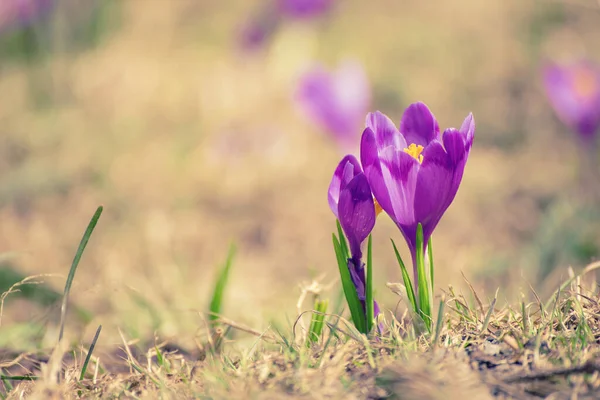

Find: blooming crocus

[237,0,331,52]
[542,60,600,141]
[0,0,53,34]
[238,12,279,52]
[297,61,371,151]
[328,154,379,317]
[278,0,333,19]
[360,103,475,282]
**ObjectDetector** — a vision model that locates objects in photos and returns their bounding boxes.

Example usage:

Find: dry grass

[1,264,600,399]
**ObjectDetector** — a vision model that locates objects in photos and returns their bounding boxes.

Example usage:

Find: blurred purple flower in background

[360,103,475,279]
[238,11,279,52]
[278,0,333,19]
[238,0,333,52]
[543,60,600,141]
[296,61,371,150]
[328,154,380,317]
[0,0,53,33]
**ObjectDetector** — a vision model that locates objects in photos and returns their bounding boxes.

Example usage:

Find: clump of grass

[208,243,236,327]
[3,209,600,399]
[59,206,103,342]
[3,265,600,399]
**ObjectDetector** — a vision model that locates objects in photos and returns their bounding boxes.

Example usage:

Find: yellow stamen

[403,143,424,164]
[572,66,599,99]
[374,198,383,216]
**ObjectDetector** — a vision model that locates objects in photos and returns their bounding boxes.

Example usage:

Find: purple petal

[414,143,454,242]
[360,127,379,174]
[0,0,54,32]
[363,144,419,235]
[399,102,440,146]
[460,113,475,150]
[296,62,371,147]
[542,61,600,139]
[365,111,406,150]
[442,128,467,166]
[328,155,362,218]
[338,173,376,259]
[278,0,332,19]
[347,258,366,298]
[442,128,471,206]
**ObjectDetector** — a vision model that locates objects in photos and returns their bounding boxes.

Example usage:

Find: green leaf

[432,297,445,347]
[332,234,366,333]
[391,239,417,314]
[209,243,237,325]
[365,235,374,334]
[428,237,434,295]
[336,220,349,258]
[306,298,328,345]
[415,223,432,332]
[80,325,102,381]
[59,205,103,342]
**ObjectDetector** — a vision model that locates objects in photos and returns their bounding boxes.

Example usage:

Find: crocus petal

[460,113,476,150]
[338,173,376,259]
[279,0,332,19]
[365,111,406,150]
[297,62,371,148]
[442,128,467,166]
[328,155,361,218]
[363,143,419,230]
[442,128,471,205]
[347,259,366,298]
[543,61,600,139]
[414,142,454,243]
[399,102,440,146]
[360,126,418,225]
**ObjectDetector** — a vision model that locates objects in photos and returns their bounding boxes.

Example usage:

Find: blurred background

[0,0,599,349]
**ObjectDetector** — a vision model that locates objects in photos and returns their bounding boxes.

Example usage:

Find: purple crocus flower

[0,0,54,33]
[360,103,475,281]
[328,154,380,318]
[297,61,371,151]
[278,0,333,19]
[542,60,600,141]
[238,13,279,52]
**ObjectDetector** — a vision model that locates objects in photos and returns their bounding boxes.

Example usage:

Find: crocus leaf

[336,219,349,259]
[391,239,417,314]
[365,235,374,334]
[332,233,366,333]
[428,237,434,295]
[415,223,432,332]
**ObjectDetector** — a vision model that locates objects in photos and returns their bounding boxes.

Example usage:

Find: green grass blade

[209,243,237,325]
[391,239,417,314]
[0,375,38,381]
[332,234,365,333]
[59,205,103,342]
[336,220,349,258]
[365,235,374,334]
[79,325,102,381]
[306,299,328,345]
[432,296,445,347]
[480,291,498,334]
[415,223,431,332]
[427,237,434,294]
[0,369,13,392]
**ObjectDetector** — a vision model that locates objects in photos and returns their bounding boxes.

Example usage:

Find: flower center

[403,143,424,163]
[572,66,598,100]
[374,198,383,216]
